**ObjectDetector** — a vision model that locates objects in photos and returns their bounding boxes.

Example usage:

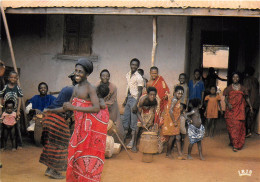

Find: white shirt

[126,71,144,100]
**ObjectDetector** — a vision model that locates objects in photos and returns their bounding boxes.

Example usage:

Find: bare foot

[12,148,16,152]
[0,148,5,152]
[166,153,174,159]
[187,155,193,160]
[17,146,23,150]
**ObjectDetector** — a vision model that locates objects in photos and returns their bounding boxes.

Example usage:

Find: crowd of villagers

[0,57,258,181]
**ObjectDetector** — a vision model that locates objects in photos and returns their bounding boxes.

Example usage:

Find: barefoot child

[162,86,185,159]
[0,71,23,149]
[63,58,109,182]
[204,85,223,137]
[185,98,205,160]
[0,100,17,151]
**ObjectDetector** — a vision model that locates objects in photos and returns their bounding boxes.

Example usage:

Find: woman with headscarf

[224,72,253,152]
[63,58,109,182]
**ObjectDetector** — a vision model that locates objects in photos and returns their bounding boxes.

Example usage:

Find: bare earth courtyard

[0,133,259,182]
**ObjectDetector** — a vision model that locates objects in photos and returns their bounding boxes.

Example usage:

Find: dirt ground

[0,133,259,182]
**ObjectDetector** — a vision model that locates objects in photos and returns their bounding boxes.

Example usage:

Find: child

[138,68,148,88]
[180,103,187,152]
[204,85,223,137]
[185,98,205,160]
[63,58,109,182]
[0,71,23,149]
[162,86,185,159]
[96,83,110,109]
[0,100,17,151]
[174,73,189,105]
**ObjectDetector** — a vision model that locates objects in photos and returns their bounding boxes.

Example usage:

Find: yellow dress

[161,98,181,136]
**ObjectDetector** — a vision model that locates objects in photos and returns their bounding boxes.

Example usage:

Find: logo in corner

[238,170,252,177]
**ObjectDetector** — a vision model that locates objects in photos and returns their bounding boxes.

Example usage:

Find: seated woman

[26,82,56,131]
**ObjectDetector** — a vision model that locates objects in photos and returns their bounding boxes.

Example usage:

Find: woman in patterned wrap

[63,58,109,182]
[224,72,253,152]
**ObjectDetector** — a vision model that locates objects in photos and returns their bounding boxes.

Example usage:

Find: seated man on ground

[26,82,56,131]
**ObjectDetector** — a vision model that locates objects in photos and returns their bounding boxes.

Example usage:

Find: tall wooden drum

[139,131,158,163]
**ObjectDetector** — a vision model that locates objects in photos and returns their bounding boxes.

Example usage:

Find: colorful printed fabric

[137,94,158,129]
[151,76,169,124]
[188,124,205,144]
[39,113,70,171]
[66,98,109,182]
[161,97,181,136]
[223,85,248,149]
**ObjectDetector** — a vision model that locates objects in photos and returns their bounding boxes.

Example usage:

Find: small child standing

[204,85,223,137]
[0,71,23,149]
[185,98,205,160]
[162,86,185,159]
[0,100,17,151]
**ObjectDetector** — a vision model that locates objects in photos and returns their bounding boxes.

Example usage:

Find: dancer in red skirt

[63,58,109,182]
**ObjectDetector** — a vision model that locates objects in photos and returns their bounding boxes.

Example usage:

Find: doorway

[202,44,229,109]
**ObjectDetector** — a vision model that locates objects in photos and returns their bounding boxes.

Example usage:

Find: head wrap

[75,58,93,75]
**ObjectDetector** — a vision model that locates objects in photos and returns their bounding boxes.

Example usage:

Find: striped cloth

[39,112,70,171]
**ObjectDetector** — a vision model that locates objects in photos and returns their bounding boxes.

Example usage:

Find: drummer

[131,87,158,152]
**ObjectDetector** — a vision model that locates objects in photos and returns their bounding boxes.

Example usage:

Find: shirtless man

[131,87,158,152]
[185,98,205,160]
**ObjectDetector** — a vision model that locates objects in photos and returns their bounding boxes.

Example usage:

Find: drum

[139,131,158,154]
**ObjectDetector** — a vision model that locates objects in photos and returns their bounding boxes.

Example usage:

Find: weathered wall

[1,15,188,112]
[91,15,188,112]
[1,15,75,101]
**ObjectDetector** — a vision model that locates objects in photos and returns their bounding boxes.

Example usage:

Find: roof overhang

[3,7,260,17]
[1,0,260,17]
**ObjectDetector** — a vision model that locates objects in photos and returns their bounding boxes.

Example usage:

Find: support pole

[1,6,28,130]
[151,16,157,66]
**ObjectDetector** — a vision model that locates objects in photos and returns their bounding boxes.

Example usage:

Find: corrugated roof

[2,0,260,10]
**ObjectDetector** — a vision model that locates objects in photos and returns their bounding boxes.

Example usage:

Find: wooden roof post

[151,16,157,67]
[1,6,28,130]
